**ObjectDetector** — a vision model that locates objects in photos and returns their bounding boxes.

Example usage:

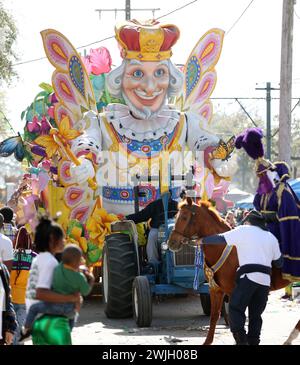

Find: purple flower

[31,145,47,157]
[50,166,58,175]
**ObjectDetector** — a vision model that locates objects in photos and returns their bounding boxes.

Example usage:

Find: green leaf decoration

[39,83,53,94]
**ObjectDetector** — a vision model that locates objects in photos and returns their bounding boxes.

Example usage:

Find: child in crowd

[0,207,18,243]
[21,244,94,340]
[10,227,37,345]
[225,210,236,229]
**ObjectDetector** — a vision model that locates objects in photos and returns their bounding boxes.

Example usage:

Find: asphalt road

[23,286,300,346]
[68,287,300,346]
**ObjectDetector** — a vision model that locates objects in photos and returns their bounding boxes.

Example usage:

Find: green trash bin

[32,315,72,345]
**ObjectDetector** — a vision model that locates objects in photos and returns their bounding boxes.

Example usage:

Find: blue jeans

[12,303,27,345]
[147,228,159,263]
[229,276,269,345]
[25,302,75,329]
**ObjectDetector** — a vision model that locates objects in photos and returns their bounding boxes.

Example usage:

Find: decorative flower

[41,160,51,171]
[82,55,92,75]
[27,116,41,133]
[34,116,81,159]
[89,47,112,75]
[85,202,118,249]
[47,106,55,119]
[67,220,88,253]
[40,116,51,134]
[49,93,58,104]
[31,145,47,157]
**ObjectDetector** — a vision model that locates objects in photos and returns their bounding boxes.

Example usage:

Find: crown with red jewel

[115,19,180,61]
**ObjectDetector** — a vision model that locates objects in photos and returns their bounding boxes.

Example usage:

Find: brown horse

[168,197,291,345]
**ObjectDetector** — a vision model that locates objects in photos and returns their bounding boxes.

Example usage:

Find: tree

[211,111,265,193]
[0,1,17,84]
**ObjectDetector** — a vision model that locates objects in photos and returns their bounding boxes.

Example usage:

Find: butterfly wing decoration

[178,28,224,126]
[211,136,236,161]
[0,134,25,162]
[40,29,98,131]
[226,135,236,157]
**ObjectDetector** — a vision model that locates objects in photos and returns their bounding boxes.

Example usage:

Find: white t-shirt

[25,252,58,311]
[223,225,282,286]
[0,233,13,262]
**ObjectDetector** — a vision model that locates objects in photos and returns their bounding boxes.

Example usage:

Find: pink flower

[89,47,112,75]
[27,116,41,133]
[48,106,55,119]
[82,55,92,75]
[41,160,51,171]
[40,116,51,134]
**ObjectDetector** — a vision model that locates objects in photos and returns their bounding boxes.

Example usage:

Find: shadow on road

[74,289,229,341]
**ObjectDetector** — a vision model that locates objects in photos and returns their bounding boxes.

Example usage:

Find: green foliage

[0,2,18,84]
[0,93,15,139]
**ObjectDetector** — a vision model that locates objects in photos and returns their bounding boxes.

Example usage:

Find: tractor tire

[102,233,138,318]
[200,293,211,316]
[132,276,152,327]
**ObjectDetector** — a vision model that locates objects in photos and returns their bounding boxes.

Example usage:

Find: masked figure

[235,127,300,281]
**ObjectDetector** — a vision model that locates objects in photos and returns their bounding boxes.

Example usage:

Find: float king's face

[122,60,170,115]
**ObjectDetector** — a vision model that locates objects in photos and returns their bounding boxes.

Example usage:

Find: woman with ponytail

[10,226,36,344]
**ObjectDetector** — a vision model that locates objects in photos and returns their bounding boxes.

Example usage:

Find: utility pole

[95,0,160,20]
[256,83,279,160]
[279,0,295,165]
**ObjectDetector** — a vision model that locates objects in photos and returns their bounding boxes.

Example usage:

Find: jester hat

[235,127,275,175]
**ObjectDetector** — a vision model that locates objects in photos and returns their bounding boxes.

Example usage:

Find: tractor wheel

[102,233,138,318]
[132,276,152,327]
[200,293,211,316]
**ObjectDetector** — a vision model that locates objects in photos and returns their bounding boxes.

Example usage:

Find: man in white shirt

[201,210,283,345]
[0,214,13,272]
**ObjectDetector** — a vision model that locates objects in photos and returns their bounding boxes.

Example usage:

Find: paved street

[66,288,300,345]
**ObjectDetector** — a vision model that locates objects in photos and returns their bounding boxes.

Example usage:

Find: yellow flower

[34,116,81,159]
[85,204,118,249]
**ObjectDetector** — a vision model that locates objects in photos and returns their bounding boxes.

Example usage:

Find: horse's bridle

[172,205,199,244]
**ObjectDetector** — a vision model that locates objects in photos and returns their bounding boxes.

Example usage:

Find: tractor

[101,169,212,327]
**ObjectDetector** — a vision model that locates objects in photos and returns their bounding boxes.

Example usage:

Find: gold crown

[115,20,180,62]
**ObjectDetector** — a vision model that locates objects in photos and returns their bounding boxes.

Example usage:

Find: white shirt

[25,252,58,311]
[0,233,13,262]
[223,225,282,286]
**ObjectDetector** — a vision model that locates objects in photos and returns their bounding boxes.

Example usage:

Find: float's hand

[70,157,96,188]
[50,127,98,191]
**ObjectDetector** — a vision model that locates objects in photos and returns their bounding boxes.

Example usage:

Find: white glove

[70,158,95,185]
[210,155,238,178]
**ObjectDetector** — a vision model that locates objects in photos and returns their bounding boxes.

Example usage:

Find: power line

[12,35,115,66]
[13,0,200,67]
[156,0,199,20]
[226,0,255,36]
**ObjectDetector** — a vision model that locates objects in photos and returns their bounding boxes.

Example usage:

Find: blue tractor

[101,170,211,327]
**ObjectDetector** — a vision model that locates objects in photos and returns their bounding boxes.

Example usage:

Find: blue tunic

[254,182,300,281]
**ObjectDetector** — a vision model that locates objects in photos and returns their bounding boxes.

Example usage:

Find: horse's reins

[172,205,199,244]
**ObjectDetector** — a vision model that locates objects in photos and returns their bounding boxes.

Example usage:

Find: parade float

[0,20,236,270]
